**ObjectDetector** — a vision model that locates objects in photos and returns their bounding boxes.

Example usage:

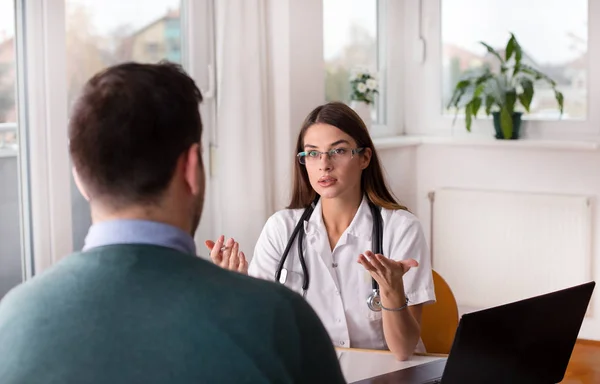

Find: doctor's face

[301,123,370,201]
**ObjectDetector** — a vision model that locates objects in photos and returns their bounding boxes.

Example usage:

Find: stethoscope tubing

[275,195,384,311]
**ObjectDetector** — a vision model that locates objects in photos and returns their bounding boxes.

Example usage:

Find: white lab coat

[249,195,436,351]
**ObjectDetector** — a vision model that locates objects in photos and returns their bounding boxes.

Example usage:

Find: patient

[0,62,345,383]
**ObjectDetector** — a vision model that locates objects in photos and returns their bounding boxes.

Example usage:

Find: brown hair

[287,101,407,211]
[69,61,203,206]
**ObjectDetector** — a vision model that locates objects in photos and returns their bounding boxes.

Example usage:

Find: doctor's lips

[318,176,337,187]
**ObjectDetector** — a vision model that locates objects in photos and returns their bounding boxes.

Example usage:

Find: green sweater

[0,245,346,383]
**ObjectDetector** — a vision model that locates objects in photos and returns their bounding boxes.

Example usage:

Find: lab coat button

[332,262,338,268]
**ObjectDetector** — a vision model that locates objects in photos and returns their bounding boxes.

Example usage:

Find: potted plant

[447,33,564,139]
[349,68,378,129]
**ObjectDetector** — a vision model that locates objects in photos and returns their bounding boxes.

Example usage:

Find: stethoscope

[274,195,385,312]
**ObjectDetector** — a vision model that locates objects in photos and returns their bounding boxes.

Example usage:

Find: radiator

[430,188,593,312]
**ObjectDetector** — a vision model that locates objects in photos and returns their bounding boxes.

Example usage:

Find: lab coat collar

[303,198,324,236]
[346,195,373,240]
[303,195,373,240]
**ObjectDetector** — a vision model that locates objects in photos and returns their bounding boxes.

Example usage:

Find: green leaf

[506,33,524,79]
[512,33,522,65]
[447,79,472,108]
[474,72,492,86]
[449,70,494,108]
[555,90,564,115]
[480,42,505,64]
[518,65,542,80]
[456,79,471,89]
[465,104,473,132]
[448,87,467,109]
[474,83,485,98]
[520,64,556,86]
[485,95,495,115]
[471,98,482,117]
[518,78,534,112]
[500,106,513,139]
[505,89,517,113]
[512,64,521,78]
[517,94,530,113]
[505,35,515,61]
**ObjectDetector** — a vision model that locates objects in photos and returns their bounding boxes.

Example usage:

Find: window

[0,0,24,297]
[0,5,17,150]
[402,0,598,138]
[442,0,587,120]
[65,0,182,250]
[323,0,383,124]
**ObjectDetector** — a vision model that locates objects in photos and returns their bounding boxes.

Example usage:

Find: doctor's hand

[205,235,248,274]
[358,250,418,296]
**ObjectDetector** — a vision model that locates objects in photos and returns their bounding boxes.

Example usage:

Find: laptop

[352,281,595,384]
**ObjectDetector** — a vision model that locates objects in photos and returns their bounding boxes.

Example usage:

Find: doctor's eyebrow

[304,139,351,149]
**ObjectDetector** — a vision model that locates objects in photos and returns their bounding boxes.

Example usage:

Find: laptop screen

[440,281,595,384]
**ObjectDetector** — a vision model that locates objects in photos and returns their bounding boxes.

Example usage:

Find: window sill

[0,148,18,158]
[373,135,600,152]
[371,136,423,149]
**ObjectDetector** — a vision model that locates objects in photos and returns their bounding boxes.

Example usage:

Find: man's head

[69,61,205,234]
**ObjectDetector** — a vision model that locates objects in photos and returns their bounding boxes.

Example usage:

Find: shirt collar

[303,195,373,240]
[304,198,325,236]
[346,195,373,240]
[83,219,197,255]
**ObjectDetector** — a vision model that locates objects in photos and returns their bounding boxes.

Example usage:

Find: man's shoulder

[83,245,310,309]
[0,245,313,323]
[213,262,309,309]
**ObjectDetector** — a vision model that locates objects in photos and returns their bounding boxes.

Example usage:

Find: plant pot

[350,100,372,130]
[492,112,523,140]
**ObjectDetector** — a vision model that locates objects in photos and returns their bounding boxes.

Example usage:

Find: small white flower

[366,79,377,90]
[357,82,367,93]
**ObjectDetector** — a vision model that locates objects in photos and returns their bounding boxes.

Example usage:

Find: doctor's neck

[320,189,363,233]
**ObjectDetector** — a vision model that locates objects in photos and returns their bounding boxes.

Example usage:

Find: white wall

[377,146,419,212]
[378,143,600,340]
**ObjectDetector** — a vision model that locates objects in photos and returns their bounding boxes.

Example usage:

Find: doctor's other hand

[357,250,418,294]
[205,235,248,274]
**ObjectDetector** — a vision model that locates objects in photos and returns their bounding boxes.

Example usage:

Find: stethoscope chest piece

[278,268,288,284]
[367,289,382,312]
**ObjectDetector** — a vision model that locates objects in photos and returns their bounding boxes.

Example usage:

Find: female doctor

[206,102,435,360]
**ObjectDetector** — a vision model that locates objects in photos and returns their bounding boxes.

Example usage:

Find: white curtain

[214,0,274,257]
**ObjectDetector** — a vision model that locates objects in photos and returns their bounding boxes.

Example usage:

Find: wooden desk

[335,347,446,383]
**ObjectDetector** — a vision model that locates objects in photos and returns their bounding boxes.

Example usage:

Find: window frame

[181,0,218,249]
[321,0,400,138]
[401,0,600,140]
[373,0,404,138]
[17,0,72,274]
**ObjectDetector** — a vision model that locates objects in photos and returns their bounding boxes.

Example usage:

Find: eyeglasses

[297,147,364,165]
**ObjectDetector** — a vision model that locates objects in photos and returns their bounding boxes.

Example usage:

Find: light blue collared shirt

[83,219,196,255]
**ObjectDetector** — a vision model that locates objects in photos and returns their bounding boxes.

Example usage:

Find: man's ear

[183,143,202,196]
[360,147,372,170]
[72,167,90,201]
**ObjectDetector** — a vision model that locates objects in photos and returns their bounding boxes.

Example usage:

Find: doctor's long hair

[288,101,408,211]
